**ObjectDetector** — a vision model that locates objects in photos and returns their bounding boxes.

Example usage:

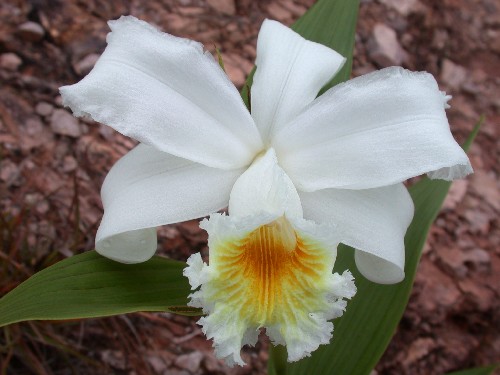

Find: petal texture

[300,183,414,284]
[228,148,302,219]
[60,16,262,169]
[96,144,244,263]
[274,67,472,191]
[185,213,355,365]
[251,19,345,143]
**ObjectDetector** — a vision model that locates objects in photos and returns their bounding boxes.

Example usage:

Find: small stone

[379,0,422,16]
[432,29,449,50]
[36,200,50,215]
[0,53,22,71]
[166,370,190,375]
[440,59,467,90]
[17,21,45,42]
[62,155,78,173]
[487,30,500,53]
[267,2,293,22]
[178,7,205,16]
[437,247,468,278]
[145,355,168,373]
[21,117,48,151]
[35,102,54,117]
[100,350,127,370]
[280,1,307,17]
[164,14,198,33]
[418,261,462,312]
[0,160,20,187]
[54,95,64,107]
[367,23,407,67]
[203,355,223,372]
[206,0,236,15]
[50,109,82,138]
[463,209,491,234]
[470,170,500,211]
[174,351,204,373]
[443,179,468,210]
[458,278,494,311]
[402,338,436,366]
[73,53,100,76]
[463,248,491,271]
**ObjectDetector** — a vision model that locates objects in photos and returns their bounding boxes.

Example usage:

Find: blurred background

[0,0,498,374]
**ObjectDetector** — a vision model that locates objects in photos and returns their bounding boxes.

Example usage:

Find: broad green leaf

[286,122,481,375]
[0,251,194,327]
[445,364,499,375]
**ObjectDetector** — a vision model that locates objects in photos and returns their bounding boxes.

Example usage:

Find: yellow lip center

[209,217,333,327]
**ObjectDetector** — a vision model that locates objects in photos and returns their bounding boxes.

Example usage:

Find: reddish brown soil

[0,0,499,374]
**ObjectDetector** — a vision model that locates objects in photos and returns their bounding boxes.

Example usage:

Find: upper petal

[251,19,345,144]
[96,143,245,263]
[60,16,262,169]
[274,67,472,191]
[300,183,414,284]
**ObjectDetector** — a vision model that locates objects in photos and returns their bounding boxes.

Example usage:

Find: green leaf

[445,364,499,375]
[0,251,194,327]
[268,345,288,375]
[286,121,481,375]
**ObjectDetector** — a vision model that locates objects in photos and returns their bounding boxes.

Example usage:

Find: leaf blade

[0,251,194,327]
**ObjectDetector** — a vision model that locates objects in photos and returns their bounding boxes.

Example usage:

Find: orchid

[59,16,471,366]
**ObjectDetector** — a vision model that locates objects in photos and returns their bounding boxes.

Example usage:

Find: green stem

[268,344,287,375]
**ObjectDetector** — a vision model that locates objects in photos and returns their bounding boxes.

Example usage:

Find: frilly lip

[185,211,355,366]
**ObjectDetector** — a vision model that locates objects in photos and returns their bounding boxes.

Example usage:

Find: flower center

[210,216,332,326]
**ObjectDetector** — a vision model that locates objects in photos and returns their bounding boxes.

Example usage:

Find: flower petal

[251,19,345,143]
[95,144,245,263]
[228,148,302,219]
[60,16,262,169]
[274,67,472,191]
[184,212,355,365]
[299,183,414,284]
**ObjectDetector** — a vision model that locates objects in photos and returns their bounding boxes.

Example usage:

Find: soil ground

[0,0,499,374]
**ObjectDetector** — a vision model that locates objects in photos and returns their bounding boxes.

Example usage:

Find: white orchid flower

[60,16,472,365]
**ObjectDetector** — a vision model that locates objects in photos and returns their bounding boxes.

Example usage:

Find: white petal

[251,19,345,143]
[300,183,414,284]
[95,144,244,263]
[228,148,302,219]
[60,16,262,169]
[183,253,209,290]
[274,67,472,191]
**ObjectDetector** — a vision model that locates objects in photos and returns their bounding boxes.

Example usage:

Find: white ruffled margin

[184,212,356,366]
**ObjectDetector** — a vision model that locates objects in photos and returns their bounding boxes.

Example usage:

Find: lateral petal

[274,67,472,191]
[300,183,414,284]
[95,144,244,263]
[251,19,345,143]
[60,16,262,170]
